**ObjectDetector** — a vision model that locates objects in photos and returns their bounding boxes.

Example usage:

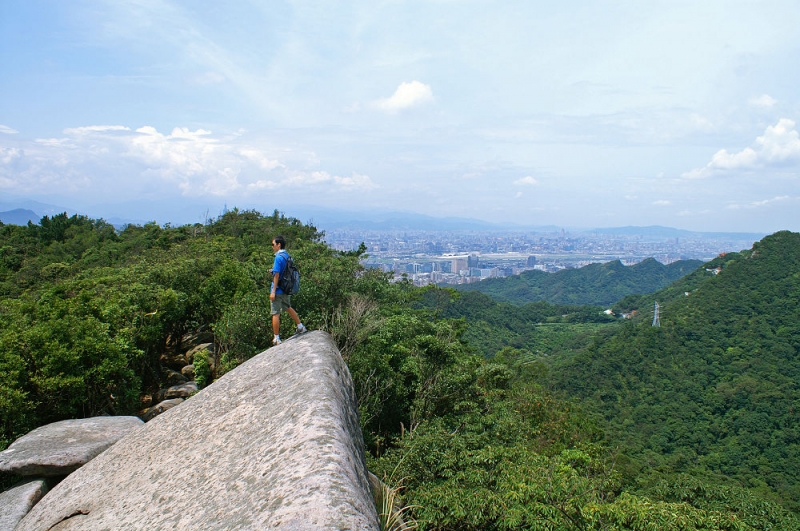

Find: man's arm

[271,271,280,301]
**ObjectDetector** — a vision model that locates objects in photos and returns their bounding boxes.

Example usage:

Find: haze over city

[2,1,799,233]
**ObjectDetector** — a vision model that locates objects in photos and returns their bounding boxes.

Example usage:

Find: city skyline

[2,2,800,233]
[323,224,761,287]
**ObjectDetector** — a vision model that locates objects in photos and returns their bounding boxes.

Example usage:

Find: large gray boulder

[0,479,48,531]
[0,417,144,476]
[17,331,379,531]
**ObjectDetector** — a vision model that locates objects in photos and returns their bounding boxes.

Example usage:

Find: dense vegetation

[1,213,798,529]
[548,231,800,512]
[417,288,616,358]
[457,257,702,306]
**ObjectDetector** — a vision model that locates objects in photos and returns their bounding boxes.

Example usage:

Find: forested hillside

[417,288,616,358]
[548,231,800,511]
[2,213,797,529]
[457,257,702,306]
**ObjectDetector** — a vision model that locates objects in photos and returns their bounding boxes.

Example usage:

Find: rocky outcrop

[0,417,144,477]
[138,338,212,421]
[139,397,184,422]
[156,381,198,401]
[16,331,379,531]
[0,479,48,531]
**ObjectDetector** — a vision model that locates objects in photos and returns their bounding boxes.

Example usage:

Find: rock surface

[181,364,196,379]
[139,397,184,422]
[163,368,188,386]
[0,479,48,531]
[157,381,198,401]
[17,331,379,531]
[186,342,214,363]
[0,417,144,477]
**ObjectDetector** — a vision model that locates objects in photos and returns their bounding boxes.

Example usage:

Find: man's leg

[287,307,301,326]
[287,307,307,334]
[271,296,282,345]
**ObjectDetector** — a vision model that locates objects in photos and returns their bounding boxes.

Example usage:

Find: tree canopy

[2,214,798,529]
[457,257,702,306]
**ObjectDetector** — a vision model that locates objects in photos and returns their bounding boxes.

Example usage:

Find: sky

[1,0,800,232]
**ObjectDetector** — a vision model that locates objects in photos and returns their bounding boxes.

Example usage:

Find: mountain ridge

[0,197,766,239]
[456,257,704,306]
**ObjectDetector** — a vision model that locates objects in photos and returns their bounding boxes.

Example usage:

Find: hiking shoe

[296,324,308,335]
[272,336,282,346]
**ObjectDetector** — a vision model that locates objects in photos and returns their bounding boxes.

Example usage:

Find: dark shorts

[270,293,291,315]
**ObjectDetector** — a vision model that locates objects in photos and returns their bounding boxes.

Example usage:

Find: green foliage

[342,306,478,451]
[374,477,419,531]
[549,231,800,511]
[214,289,273,366]
[0,209,322,447]
[0,281,143,443]
[457,258,703,306]
[642,475,800,530]
[2,212,798,528]
[416,288,616,358]
[368,380,607,530]
[371,373,800,530]
[193,348,212,389]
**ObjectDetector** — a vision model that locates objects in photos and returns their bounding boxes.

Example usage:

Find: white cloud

[372,81,433,113]
[34,137,72,147]
[653,200,671,206]
[332,172,376,189]
[0,147,21,164]
[514,191,523,198]
[749,94,777,108]
[513,176,538,185]
[683,118,800,178]
[63,125,131,135]
[0,125,19,135]
[238,148,283,171]
[0,124,373,198]
[248,171,376,191]
[726,195,790,210]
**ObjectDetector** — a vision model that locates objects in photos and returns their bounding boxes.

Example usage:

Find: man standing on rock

[270,235,307,345]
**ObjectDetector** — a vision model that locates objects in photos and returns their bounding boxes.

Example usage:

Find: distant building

[527,255,537,267]
[451,257,468,275]
[478,268,499,279]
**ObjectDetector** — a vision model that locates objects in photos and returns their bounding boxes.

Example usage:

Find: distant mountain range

[584,225,763,241]
[0,208,39,225]
[0,197,766,240]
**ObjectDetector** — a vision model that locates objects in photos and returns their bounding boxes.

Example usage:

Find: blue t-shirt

[271,250,289,295]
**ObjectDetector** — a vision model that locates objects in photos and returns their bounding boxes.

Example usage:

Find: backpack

[278,254,301,295]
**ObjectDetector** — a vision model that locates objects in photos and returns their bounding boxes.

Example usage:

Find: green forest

[1,211,798,530]
[457,257,702,306]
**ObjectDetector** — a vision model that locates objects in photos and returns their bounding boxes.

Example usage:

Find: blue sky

[1,1,799,232]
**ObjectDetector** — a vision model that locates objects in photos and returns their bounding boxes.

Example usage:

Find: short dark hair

[273,235,286,249]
